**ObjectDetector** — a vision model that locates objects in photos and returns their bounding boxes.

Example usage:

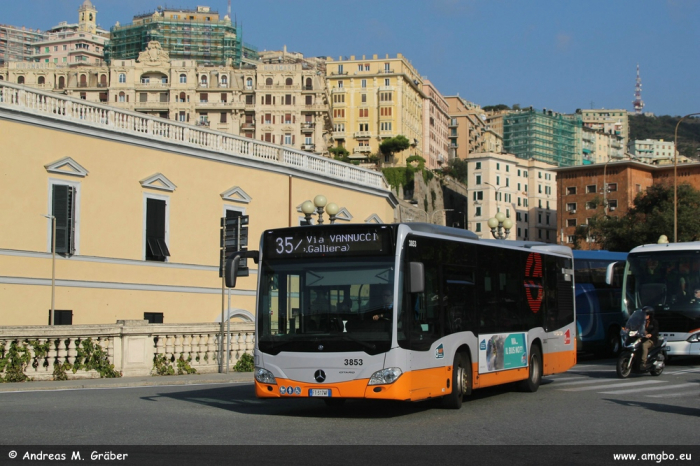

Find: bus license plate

[309,389,330,397]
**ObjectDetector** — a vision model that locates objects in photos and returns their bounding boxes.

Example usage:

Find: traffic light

[219,214,249,277]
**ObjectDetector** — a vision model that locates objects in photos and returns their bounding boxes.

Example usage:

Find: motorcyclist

[640,306,659,370]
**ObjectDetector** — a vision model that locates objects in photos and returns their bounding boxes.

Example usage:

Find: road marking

[669,368,700,375]
[599,382,696,395]
[553,379,617,387]
[0,381,254,394]
[560,380,665,391]
[646,389,699,398]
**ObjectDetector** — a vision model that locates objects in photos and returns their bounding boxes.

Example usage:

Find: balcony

[353,131,372,139]
[353,146,372,153]
[448,119,458,128]
[301,144,316,151]
[331,87,346,93]
[240,121,255,130]
[379,131,395,139]
[332,131,346,140]
[301,122,315,133]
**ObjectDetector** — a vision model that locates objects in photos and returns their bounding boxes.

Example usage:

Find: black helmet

[642,306,655,316]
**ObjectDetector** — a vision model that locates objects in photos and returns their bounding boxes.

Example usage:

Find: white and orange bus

[227,222,576,408]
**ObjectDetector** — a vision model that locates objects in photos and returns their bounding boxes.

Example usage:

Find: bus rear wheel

[518,345,542,392]
[442,351,471,409]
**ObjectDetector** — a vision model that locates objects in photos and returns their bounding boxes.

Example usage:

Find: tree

[483,104,510,112]
[589,183,700,251]
[443,158,469,184]
[379,135,410,162]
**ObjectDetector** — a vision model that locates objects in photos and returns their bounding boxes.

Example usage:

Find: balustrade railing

[0,82,388,191]
[0,321,255,380]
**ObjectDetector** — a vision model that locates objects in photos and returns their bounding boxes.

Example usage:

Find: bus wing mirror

[409,262,424,293]
[605,261,621,286]
[225,250,259,288]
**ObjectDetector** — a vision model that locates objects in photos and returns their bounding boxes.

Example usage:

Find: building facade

[579,108,629,149]
[0,24,45,65]
[445,96,502,160]
[1,42,331,155]
[325,53,424,167]
[31,0,109,67]
[554,161,700,248]
[581,126,626,164]
[105,5,258,67]
[503,108,581,167]
[0,80,396,326]
[465,152,558,243]
[421,79,450,169]
[628,138,676,164]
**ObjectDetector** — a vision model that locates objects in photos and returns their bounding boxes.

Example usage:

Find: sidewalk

[0,371,254,392]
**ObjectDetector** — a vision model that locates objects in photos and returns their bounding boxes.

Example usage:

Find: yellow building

[0,81,396,326]
[325,53,424,167]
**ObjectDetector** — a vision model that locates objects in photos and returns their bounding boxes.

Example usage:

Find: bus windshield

[624,251,700,332]
[257,257,395,355]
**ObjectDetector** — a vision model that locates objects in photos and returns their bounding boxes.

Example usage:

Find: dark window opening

[52,184,76,256]
[49,310,73,325]
[144,312,164,323]
[146,198,170,261]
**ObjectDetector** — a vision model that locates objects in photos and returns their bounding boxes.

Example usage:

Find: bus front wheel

[518,345,542,392]
[442,351,471,409]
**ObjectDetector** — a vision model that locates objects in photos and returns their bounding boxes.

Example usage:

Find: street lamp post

[674,113,700,243]
[301,195,339,225]
[487,211,513,240]
[43,214,56,325]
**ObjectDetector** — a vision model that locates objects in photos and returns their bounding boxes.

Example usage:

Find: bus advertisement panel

[622,241,700,358]
[229,223,576,409]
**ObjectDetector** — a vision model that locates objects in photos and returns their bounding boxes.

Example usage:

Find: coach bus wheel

[324,398,346,407]
[518,345,542,393]
[442,351,471,409]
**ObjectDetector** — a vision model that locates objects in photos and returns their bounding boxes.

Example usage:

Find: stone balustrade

[0,81,388,191]
[0,320,255,380]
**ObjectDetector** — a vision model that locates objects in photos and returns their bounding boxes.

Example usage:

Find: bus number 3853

[344,359,363,366]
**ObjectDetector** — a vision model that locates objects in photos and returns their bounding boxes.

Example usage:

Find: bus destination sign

[264,227,392,259]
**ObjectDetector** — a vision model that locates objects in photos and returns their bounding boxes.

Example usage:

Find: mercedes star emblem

[314,370,326,383]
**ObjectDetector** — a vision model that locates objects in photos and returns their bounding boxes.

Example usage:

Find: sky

[4,0,699,117]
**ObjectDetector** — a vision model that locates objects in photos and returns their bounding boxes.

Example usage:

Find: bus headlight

[687,333,700,343]
[254,367,277,385]
[368,367,403,385]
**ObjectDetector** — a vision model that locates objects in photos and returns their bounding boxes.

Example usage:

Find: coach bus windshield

[624,252,700,332]
[257,257,396,355]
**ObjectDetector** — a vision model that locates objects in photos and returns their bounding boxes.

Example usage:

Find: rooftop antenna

[228,0,231,17]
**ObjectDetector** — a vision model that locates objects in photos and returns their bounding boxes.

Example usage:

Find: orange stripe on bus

[543,349,576,376]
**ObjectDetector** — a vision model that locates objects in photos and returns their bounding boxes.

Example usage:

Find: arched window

[305,77,312,90]
[58,76,65,89]
[180,73,187,84]
[119,92,125,102]
[246,77,253,89]
[265,77,273,85]
[18,76,25,84]
[285,77,293,86]
[200,75,208,86]
[220,75,228,86]
[119,73,126,83]
[0,76,4,81]
[100,74,107,86]
[38,76,45,85]
[80,74,87,86]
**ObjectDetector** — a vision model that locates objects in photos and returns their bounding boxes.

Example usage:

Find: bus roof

[629,241,700,255]
[572,250,628,261]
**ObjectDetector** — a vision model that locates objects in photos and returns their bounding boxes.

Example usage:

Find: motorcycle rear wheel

[616,353,632,378]
[649,365,664,376]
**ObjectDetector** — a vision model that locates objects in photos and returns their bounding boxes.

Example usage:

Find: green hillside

[629,114,700,160]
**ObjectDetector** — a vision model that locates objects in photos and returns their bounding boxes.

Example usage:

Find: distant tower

[632,64,645,115]
[78,0,97,35]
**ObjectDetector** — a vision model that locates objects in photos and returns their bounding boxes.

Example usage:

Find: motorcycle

[616,309,667,378]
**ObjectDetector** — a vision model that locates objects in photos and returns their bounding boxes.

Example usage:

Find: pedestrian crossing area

[547,363,700,398]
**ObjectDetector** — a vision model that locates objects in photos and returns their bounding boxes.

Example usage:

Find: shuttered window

[52,184,76,256]
[146,198,170,261]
